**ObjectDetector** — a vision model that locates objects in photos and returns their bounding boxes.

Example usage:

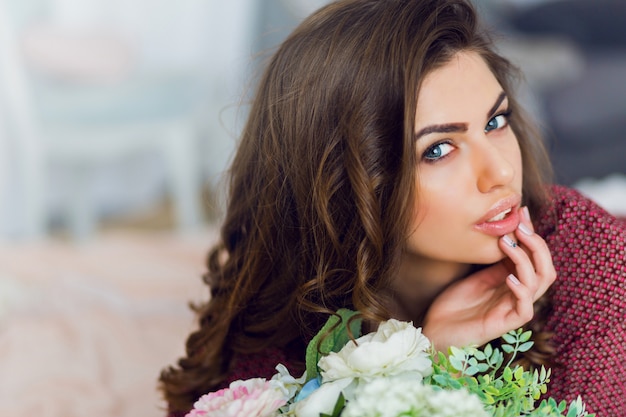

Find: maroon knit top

[172,186,626,416]
[533,186,626,415]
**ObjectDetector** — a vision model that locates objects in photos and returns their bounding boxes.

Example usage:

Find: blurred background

[0,0,624,416]
[0,0,625,241]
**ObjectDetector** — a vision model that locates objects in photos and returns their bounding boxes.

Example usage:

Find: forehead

[415,52,504,126]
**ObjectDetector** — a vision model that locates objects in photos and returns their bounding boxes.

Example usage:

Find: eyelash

[420,109,513,163]
[421,140,454,163]
[485,109,513,132]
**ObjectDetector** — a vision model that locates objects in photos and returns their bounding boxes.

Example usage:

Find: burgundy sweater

[174,186,626,416]
[533,186,626,414]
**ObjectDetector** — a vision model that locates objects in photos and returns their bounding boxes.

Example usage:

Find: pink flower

[185,378,287,417]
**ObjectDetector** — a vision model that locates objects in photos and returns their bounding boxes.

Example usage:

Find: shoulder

[536,186,626,410]
[536,185,624,267]
[536,184,625,239]
[537,185,625,334]
[225,346,304,387]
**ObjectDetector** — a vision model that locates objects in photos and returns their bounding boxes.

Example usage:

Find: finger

[514,218,556,296]
[515,227,553,274]
[499,234,539,294]
[505,274,535,324]
[519,206,534,232]
[515,207,554,281]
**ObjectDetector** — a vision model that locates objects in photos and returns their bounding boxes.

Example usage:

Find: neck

[387,253,471,325]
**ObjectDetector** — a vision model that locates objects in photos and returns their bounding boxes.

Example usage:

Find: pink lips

[474,195,522,236]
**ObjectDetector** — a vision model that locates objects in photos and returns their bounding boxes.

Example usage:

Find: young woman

[160,0,626,415]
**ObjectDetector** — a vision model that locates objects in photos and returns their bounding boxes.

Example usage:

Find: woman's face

[407,51,523,266]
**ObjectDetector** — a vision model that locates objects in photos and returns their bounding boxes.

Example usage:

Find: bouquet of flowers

[185,309,594,417]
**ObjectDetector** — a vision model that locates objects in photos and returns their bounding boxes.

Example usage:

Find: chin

[470,246,507,265]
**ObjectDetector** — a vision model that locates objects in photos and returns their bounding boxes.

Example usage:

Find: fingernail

[508,274,521,286]
[502,235,517,248]
[522,206,531,223]
[518,222,533,236]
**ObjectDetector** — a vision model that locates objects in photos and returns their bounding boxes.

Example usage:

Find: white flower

[271,364,306,402]
[293,379,351,417]
[318,319,432,385]
[342,378,489,417]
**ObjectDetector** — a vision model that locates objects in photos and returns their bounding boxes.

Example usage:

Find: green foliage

[298,313,594,417]
[304,308,362,382]
[425,329,595,417]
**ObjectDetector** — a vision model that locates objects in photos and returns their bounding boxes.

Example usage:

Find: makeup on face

[474,194,522,237]
[404,51,524,269]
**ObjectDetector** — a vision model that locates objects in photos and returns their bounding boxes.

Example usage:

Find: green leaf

[484,385,500,395]
[483,393,495,404]
[473,349,486,361]
[477,363,490,372]
[502,344,514,354]
[304,309,362,382]
[322,392,345,417]
[466,365,479,376]
[488,349,503,368]
[449,345,465,358]
[502,331,517,344]
[484,343,493,358]
[519,330,532,343]
[518,341,534,352]
[449,355,464,371]
[433,374,450,386]
[566,404,579,417]
[503,367,513,382]
[448,378,463,389]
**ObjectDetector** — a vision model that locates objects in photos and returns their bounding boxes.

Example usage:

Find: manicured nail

[508,274,521,286]
[522,206,531,223]
[518,222,533,236]
[502,235,517,248]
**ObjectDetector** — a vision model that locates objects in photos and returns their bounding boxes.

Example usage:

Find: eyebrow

[487,91,508,121]
[414,91,508,141]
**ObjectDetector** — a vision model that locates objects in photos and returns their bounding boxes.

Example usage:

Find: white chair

[0,1,203,240]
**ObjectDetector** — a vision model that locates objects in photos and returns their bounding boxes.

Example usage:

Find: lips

[487,207,512,222]
[474,195,522,236]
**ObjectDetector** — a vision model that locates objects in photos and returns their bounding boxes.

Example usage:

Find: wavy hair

[160,0,554,413]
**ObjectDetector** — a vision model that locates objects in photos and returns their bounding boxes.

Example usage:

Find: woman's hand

[422,207,556,352]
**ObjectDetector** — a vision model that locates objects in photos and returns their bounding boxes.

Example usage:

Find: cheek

[408,188,460,240]
[411,163,471,230]
[510,138,524,185]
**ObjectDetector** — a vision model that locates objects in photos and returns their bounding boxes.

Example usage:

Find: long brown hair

[160,0,554,413]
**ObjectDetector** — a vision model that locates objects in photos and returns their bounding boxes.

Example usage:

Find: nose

[474,138,515,193]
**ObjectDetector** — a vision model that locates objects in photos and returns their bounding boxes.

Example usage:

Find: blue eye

[422,141,454,162]
[485,111,511,132]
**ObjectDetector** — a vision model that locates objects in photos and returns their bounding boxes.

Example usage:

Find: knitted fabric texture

[535,186,625,415]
